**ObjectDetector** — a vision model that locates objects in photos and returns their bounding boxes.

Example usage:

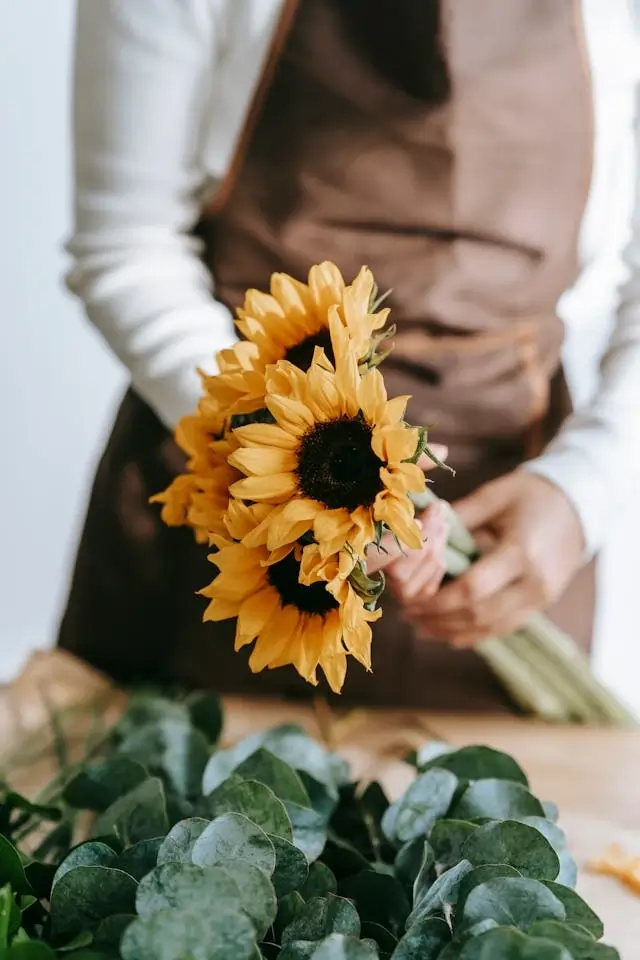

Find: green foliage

[0,693,620,959]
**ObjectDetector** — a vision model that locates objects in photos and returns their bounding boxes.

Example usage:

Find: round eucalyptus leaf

[382,769,458,844]
[116,838,162,881]
[156,817,209,864]
[286,802,328,861]
[191,812,276,875]
[542,801,560,823]
[395,838,434,891]
[540,883,603,938]
[234,748,310,806]
[418,745,528,786]
[0,835,34,895]
[92,778,169,846]
[260,726,350,796]
[301,862,338,901]
[280,935,379,960]
[451,780,545,822]
[62,758,149,813]
[118,718,210,799]
[455,864,522,915]
[413,742,452,769]
[458,876,566,933]
[457,927,573,959]
[120,905,257,960]
[94,913,136,950]
[220,858,277,938]
[50,865,138,938]
[462,820,560,881]
[514,817,566,850]
[408,858,473,925]
[202,735,266,796]
[186,691,223,745]
[52,842,118,890]
[117,694,190,735]
[270,834,310,897]
[339,870,410,938]
[135,862,239,920]
[557,849,579,888]
[391,916,451,959]
[2,946,58,960]
[430,820,479,868]
[207,778,292,840]
[281,895,361,945]
[360,921,397,953]
[527,920,620,959]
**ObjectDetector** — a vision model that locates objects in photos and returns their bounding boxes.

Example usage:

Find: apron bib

[59,0,594,710]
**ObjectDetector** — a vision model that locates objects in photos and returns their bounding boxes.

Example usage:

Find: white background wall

[0,0,125,681]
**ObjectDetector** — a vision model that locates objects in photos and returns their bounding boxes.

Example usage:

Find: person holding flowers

[58,0,640,711]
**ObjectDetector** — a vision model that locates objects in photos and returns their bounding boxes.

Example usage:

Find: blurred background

[0,0,126,681]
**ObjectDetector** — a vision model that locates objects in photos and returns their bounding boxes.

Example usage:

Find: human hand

[366,445,449,584]
[402,470,585,647]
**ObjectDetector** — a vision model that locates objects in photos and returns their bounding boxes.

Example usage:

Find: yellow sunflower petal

[372,424,419,465]
[308,261,345,319]
[291,615,325,685]
[233,423,298,450]
[228,446,298,477]
[318,612,348,694]
[374,492,423,551]
[236,586,281,650]
[248,604,298,673]
[201,596,241,622]
[266,498,322,551]
[230,472,298,504]
[358,368,388,425]
[381,394,410,426]
[267,394,316,436]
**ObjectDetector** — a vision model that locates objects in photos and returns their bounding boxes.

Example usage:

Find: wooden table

[2,652,639,956]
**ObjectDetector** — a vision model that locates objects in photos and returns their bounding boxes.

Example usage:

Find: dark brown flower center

[267,552,339,617]
[284,327,335,371]
[296,416,384,511]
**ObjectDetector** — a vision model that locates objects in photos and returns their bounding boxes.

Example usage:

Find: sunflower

[228,320,426,563]
[200,501,380,692]
[203,262,389,417]
[151,405,241,543]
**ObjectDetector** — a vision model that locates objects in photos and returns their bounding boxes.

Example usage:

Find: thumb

[453,475,510,533]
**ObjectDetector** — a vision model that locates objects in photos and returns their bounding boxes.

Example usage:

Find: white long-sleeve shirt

[67,0,640,560]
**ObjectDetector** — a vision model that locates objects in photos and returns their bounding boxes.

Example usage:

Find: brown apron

[59,0,595,711]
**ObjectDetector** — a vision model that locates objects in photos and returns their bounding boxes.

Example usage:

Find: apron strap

[209,0,300,217]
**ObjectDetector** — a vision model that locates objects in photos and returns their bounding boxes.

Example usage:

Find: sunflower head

[200,500,379,692]
[228,345,426,562]
[204,263,391,417]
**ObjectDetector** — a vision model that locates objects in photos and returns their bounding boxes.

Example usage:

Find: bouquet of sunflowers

[153,263,637,725]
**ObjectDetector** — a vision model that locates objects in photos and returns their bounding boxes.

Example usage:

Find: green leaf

[94,914,136,950]
[391,916,451,959]
[302,862,338,900]
[186,692,223,744]
[382,769,458,843]
[121,905,257,960]
[50,865,138,938]
[119,718,210,799]
[271,834,310,897]
[286,802,328,861]
[280,935,379,960]
[395,839,434,891]
[322,834,371,880]
[220,859,277,938]
[462,820,560,881]
[1,790,63,822]
[411,842,437,905]
[260,727,349,796]
[458,877,565,933]
[408,859,473,924]
[527,921,621,959]
[542,801,560,823]
[24,861,57,899]
[234,749,311,806]
[360,921,397,954]
[0,883,12,946]
[92,778,169,845]
[62,758,148,812]
[339,871,410,939]
[411,742,451,769]
[430,820,478,868]
[2,946,58,960]
[455,864,522,914]
[451,780,545,821]
[277,891,307,936]
[201,736,265,796]
[116,838,163,881]
[418,746,528,786]
[207,777,293,840]
[156,817,209,864]
[135,862,240,919]
[52,841,118,890]
[0,836,33,895]
[117,694,190,733]
[281,896,361,945]
[457,927,573,959]
[191,812,276,874]
[541,881,604,938]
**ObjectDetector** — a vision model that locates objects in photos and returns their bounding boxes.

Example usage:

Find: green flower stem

[411,490,638,726]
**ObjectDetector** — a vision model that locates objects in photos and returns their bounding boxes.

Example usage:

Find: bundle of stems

[412,488,638,726]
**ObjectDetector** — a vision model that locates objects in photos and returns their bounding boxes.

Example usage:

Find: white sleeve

[525,90,640,557]
[66,0,237,429]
